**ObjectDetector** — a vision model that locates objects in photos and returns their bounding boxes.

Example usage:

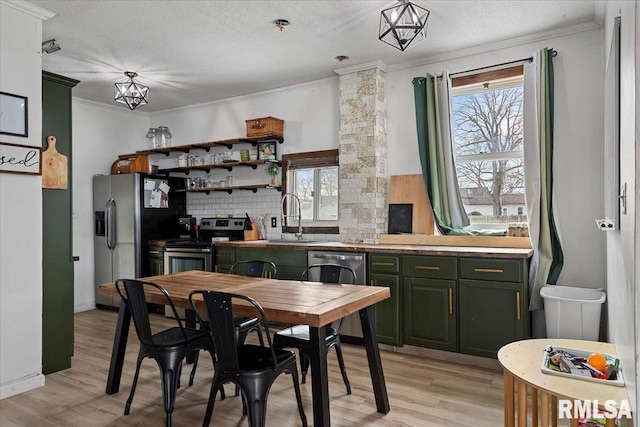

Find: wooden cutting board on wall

[388,174,434,235]
[42,135,68,189]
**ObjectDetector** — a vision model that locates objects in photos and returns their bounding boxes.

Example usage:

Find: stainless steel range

[163,217,245,317]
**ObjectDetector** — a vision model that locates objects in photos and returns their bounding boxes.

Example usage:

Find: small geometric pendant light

[114,71,149,110]
[379,0,430,51]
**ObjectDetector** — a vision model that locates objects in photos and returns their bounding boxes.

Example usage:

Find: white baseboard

[0,374,45,400]
[74,302,97,313]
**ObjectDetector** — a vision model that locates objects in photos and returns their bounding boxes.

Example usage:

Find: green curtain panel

[523,48,564,310]
[412,73,470,234]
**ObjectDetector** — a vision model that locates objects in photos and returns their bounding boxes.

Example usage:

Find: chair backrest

[229,260,277,279]
[115,279,188,346]
[300,264,356,284]
[189,290,277,370]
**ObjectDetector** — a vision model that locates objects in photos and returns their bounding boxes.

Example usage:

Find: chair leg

[202,375,225,427]
[189,350,200,386]
[299,351,310,384]
[334,342,352,395]
[125,353,145,415]
[157,353,186,427]
[290,368,308,427]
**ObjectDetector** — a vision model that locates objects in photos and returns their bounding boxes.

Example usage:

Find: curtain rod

[442,49,557,78]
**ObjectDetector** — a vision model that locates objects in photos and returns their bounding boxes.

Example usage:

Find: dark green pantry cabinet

[42,71,79,374]
[215,246,236,274]
[369,254,402,346]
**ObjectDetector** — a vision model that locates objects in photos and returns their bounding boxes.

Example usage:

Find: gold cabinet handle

[372,262,395,267]
[218,254,231,260]
[148,250,161,255]
[416,266,440,271]
[370,279,375,286]
[474,268,504,273]
[516,291,521,320]
[448,288,453,314]
[214,265,219,272]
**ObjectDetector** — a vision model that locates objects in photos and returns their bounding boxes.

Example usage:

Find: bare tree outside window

[452,73,527,229]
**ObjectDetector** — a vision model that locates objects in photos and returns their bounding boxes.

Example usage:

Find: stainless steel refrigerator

[93,173,186,308]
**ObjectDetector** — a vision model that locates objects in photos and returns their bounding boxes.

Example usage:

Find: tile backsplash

[186,192,335,241]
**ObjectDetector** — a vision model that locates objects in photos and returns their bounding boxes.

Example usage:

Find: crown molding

[151,75,338,116]
[334,60,388,76]
[1,0,55,20]
[387,21,602,73]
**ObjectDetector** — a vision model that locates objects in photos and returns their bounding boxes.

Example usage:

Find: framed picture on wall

[0,92,28,137]
[257,141,277,160]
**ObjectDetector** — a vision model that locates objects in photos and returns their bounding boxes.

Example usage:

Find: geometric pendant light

[114,71,149,110]
[379,0,430,51]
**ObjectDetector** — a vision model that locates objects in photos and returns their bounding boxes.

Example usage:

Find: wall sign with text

[0,142,41,175]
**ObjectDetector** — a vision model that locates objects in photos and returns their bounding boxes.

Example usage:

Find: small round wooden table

[498,339,630,427]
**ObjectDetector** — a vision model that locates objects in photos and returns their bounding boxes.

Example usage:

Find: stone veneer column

[335,61,388,244]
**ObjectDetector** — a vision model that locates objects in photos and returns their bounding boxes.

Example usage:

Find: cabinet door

[403,277,457,351]
[215,246,236,273]
[459,279,525,358]
[371,272,402,346]
[236,247,307,280]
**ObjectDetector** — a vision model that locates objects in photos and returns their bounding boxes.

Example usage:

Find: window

[281,149,339,234]
[451,66,527,233]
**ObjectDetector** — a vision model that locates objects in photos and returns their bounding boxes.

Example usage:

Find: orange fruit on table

[587,353,607,371]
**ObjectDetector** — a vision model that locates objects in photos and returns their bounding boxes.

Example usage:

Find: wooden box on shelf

[245,116,284,138]
[110,154,149,174]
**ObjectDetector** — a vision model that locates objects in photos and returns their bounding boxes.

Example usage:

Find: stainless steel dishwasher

[307,251,367,342]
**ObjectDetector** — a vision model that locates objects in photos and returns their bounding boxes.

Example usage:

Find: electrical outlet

[271,217,277,228]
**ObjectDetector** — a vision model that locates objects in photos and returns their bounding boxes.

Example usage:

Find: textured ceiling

[29,0,598,112]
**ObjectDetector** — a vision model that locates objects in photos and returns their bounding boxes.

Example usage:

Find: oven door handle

[310,253,364,262]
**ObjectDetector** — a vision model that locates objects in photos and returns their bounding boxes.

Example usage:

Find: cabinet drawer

[403,255,457,279]
[369,254,400,274]
[459,258,522,283]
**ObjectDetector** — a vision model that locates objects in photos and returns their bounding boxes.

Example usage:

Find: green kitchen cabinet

[42,71,79,374]
[215,246,236,274]
[401,255,457,352]
[235,247,307,280]
[403,277,457,351]
[458,257,530,358]
[148,244,165,277]
[369,254,402,346]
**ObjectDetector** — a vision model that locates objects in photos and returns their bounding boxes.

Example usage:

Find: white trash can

[540,285,606,341]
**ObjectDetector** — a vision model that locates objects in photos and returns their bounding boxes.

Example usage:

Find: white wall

[0,0,50,399]
[602,0,638,418]
[71,99,149,312]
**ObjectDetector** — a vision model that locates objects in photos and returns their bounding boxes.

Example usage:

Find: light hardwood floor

[0,309,507,426]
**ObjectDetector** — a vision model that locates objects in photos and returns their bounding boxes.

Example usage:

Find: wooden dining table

[98,270,391,427]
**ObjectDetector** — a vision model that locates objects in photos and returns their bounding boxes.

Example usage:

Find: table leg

[309,326,330,427]
[541,391,549,427]
[359,306,390,414]
[106,301,131,394]
[570,418,579,427]
[551,395,558,427]
[504,370,515,427]
[517,380,527,427]
[532,387,538,426]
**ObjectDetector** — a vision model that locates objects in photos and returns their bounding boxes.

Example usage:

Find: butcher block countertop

[216,240,533,259]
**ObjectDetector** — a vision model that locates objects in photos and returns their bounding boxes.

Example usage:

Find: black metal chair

[229,259,277,279]
[188,261,275,386]
[115,279,212,427]
[273,264,355,395]
[189,290,307,427]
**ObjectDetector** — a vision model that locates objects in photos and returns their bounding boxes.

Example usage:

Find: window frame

[451,65,527,230]
[281,149,339,235]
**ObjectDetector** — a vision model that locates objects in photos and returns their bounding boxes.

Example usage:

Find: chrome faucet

[281,193,302,240]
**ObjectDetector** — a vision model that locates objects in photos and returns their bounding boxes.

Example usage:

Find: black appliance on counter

[93,173,186,309]
[163,217,246,318]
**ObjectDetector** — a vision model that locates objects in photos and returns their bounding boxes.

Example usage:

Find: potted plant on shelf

[267,163,280,186]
